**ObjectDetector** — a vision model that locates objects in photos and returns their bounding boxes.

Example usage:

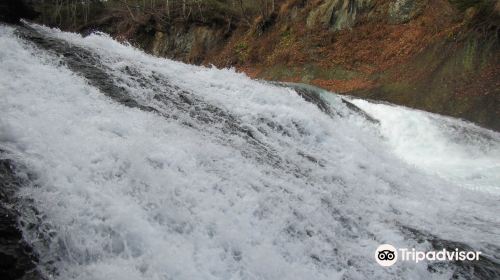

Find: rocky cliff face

[306,0,373,30]
[32,0,500,130]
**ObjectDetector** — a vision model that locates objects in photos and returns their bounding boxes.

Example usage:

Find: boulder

[306,0,373,30]
[388,0,426,24]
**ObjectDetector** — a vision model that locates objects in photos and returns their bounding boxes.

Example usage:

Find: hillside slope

[28,0,500,130]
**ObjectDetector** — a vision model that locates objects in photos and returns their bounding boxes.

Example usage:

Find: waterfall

[1,23,499,280]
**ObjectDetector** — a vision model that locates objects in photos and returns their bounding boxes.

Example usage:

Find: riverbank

[25,0,500,130]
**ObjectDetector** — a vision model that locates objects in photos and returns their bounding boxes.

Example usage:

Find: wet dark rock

[0,156,42,279]
[273,82,335,116]
[16,25,291,172]
[16,25,155,113]
[401,225,500,280]
[294,87,335,116]
[275,82,380,124]
[341,98,379,124]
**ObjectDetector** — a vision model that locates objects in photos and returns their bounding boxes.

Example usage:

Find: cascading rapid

[0,23,499,280]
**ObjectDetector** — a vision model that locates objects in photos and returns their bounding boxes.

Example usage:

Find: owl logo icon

[375,244,398,266]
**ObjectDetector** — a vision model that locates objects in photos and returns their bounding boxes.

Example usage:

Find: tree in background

[36,0,278,29]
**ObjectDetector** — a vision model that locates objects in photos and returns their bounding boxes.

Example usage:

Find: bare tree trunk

[120,0,138,21]
[72,0,77,28]
[238,0,251,26]
[54,0,63,26]
[84,1,89,24]
[182,0,186,20]
[197,0,204,22]
[165,0,170,18]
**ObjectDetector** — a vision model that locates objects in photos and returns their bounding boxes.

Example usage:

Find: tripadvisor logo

[375,244,481,267]
[375,244,397,267]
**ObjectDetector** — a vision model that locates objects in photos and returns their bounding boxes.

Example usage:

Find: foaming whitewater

[0,23,499,280]
[351,99,500,194]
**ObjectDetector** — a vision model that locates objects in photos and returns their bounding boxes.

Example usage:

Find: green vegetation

[234,41,250,62]
[260,64,363,83]
[449,0,483,11]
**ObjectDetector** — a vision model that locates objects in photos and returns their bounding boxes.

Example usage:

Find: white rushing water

[351,99,500,194]
[0,23,499,280]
